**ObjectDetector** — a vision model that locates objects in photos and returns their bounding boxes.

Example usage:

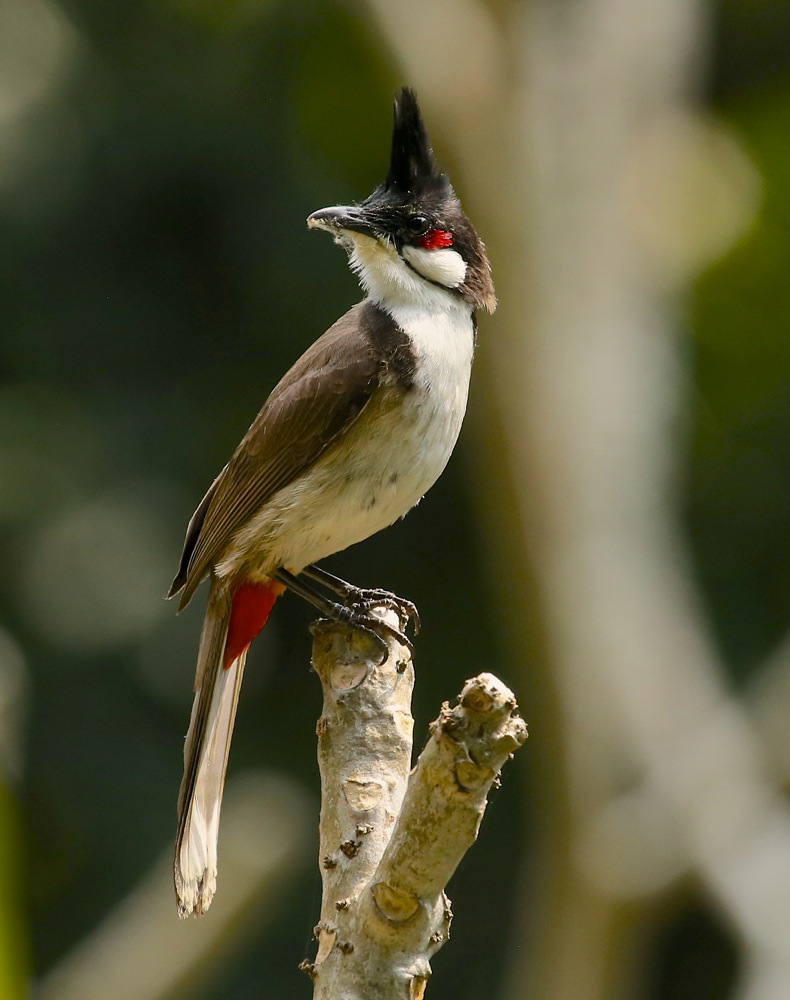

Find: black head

[382,87,451,200]
[309,89,496,314]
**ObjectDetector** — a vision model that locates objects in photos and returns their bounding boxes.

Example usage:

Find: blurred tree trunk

[362,2,790,999]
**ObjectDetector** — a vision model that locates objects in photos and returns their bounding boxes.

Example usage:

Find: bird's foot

[336,586,420,638]
[273,566,417,658]
[302,565,420,636]
[326,601,414,659]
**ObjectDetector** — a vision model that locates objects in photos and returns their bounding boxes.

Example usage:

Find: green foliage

[689,77,790,676]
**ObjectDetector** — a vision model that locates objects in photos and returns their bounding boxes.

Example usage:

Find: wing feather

[171,303,382,608]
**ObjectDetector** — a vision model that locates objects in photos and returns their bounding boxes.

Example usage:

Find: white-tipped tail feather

[174,584,245,918]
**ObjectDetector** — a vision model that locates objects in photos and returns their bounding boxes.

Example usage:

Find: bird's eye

[406,214,430,236]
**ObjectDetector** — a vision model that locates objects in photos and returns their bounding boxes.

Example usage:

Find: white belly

[217,301,475,579]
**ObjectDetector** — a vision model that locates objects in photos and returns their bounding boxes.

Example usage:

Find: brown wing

[170,302,383,609]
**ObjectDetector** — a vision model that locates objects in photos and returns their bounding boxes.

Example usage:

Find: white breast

[218,297,475,580]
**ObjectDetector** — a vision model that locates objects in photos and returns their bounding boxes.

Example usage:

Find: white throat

[346,232,468,317]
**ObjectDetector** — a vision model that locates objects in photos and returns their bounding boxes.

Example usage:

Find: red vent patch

[223,580,284,668]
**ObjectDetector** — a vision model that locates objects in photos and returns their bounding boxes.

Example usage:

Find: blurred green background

[1,0,789,998]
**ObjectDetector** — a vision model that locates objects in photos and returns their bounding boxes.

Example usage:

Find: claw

[349,620,390,664]
[347,589,420,636]
[319,598,414,658]
[280,566,419,655]
[358,612,414,656]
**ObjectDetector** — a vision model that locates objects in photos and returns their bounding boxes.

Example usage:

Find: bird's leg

[301,563,420,635]
[272,568,414,657]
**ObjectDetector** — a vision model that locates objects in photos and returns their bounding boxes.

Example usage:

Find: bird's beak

[307,205,377,238]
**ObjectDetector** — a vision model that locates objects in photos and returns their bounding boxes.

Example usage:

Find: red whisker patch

[418,229,453,250]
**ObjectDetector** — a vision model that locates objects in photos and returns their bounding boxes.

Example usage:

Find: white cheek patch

[402,245,467,288]
[343,231,467,313]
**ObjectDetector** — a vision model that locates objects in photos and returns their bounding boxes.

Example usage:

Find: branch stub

[371,881,421,923]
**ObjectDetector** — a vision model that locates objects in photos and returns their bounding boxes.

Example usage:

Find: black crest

[384,88,448,196]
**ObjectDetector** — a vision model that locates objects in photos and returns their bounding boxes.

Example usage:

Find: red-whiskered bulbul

[169,88,495,917]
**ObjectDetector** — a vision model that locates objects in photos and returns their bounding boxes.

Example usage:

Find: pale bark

[304,609,527,999]
[361,3,790,1000]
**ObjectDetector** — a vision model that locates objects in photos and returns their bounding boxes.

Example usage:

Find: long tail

[174,576,282,918]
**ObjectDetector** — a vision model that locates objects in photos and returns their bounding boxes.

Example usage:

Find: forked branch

[303,607,527,999]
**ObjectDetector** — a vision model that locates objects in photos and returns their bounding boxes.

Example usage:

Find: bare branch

[306,610,527,998]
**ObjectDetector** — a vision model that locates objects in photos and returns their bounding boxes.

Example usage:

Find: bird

[168,87,496,917]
